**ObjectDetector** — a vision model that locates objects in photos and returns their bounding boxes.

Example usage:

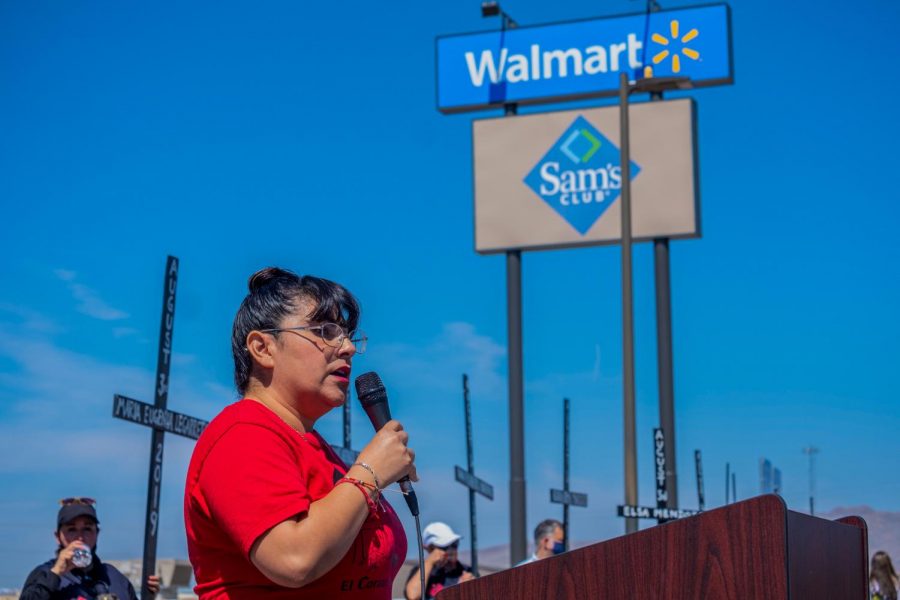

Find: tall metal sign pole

[618,72,638,535]
[654,232,678,512]
[563,399,572,545]
[454,374,494,576]
[550,398,588,549]
[507,242,526,562]
[497,11,527,566]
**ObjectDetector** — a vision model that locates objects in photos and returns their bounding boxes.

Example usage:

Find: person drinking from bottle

[20,497,161,600]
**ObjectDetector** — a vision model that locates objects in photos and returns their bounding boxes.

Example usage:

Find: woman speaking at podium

[184,267,416,599]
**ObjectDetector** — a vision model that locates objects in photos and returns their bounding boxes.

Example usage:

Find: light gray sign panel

[473,98,699,253]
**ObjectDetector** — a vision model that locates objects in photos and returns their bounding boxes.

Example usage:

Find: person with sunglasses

[184,267,416,599]
[404,522,474,600]
[20,498,161,600]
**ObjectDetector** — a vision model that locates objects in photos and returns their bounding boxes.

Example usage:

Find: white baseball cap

[422,522,462,548]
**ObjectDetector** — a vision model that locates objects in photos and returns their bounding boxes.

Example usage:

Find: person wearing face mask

[516,519,566,566]
[20,498,161,600]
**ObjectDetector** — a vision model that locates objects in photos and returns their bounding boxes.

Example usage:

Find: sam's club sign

[523,116,639,235]
[437,4,732,113]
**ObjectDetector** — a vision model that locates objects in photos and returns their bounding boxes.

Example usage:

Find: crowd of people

[21,494,900,600]
[17,267,578,600]
[15,267,898,599]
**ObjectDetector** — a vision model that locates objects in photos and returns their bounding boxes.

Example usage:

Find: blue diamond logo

[523,116,641,235]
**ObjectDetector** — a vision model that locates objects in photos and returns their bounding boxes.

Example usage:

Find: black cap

[57,503,98,529]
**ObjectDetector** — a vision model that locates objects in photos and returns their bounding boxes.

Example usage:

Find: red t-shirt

[184,399,407,599]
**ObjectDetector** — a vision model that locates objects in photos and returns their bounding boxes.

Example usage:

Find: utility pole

[725,462,730,504]
[802,446,819,516]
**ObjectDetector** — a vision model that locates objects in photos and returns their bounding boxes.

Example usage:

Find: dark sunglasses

[441,542,460,551]
[59,497,96,506]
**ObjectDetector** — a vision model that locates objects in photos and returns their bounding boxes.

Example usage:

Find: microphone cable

[414,513,426,600]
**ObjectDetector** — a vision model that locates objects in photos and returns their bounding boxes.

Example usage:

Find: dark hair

[871,551,899,600]
[231,267,360,394]
[533,519,563,545]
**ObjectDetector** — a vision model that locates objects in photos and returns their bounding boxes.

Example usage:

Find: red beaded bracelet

[336,477,381,514]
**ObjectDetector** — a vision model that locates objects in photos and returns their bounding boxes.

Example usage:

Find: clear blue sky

[2,0,899,589]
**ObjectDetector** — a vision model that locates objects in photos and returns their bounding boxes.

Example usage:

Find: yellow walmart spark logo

[650,20,700,74]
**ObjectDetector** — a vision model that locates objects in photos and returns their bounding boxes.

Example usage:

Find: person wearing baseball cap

[20,497,160,600]
[404,522,475,600]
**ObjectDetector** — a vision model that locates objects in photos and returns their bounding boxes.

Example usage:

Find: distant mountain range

[458,505,899,571]
[823,505,900,565]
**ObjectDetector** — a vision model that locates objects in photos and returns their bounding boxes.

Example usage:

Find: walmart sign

[436,4,732,113]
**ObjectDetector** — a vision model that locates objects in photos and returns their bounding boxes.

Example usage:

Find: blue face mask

[552,541,565,555]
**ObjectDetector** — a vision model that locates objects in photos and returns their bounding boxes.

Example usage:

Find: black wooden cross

[549,398,587,550]
[725,461,731,504]
[694,449,705,511]
[653,427,670,523]
[616,428,701,525]
[111,256,208,600]
[453,374,494,576]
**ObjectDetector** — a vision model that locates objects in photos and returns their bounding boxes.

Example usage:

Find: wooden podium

[436,495,868,599]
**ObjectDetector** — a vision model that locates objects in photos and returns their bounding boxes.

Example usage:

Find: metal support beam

[618,72,638,535]
[654,238,678,510]
[506,247,526,563]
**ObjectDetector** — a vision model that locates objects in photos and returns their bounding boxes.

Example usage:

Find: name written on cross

[113,394,208,440]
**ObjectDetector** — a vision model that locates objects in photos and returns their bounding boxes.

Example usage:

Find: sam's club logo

[524,116,640,235]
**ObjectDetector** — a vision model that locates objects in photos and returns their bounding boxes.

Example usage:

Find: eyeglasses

[59,497,96,506]
[260,323,367,354]
[440,542,460,551]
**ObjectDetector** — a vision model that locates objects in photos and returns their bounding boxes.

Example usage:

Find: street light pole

[484,0,526,564]
[618,72,638,534]
[618,73,692,534]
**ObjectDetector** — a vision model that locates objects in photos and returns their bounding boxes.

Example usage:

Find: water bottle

[71,547,92,569]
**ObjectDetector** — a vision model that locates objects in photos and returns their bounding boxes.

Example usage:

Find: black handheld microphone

[355,371,420,516]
